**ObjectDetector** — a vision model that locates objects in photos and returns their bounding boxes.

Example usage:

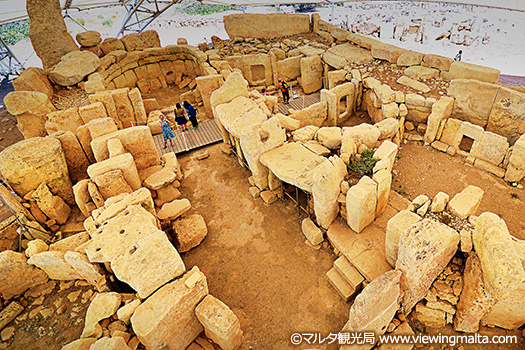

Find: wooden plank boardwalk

[277,92,321,116]
[153,119,223,155]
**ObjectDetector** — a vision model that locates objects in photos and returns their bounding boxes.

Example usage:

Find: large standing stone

[12,67,54,99]
[0,137,74,204]
[87,153,141,191]
[172,214,208,253]
[45,107,84,135]
[344,123,381,149]
[52,130,90,183]
[27,0,78,69]
[111,230,185,299]
[300,56,323,94]
[195,295,243,350]
[346,176,377,233]
[446,61,500,84]
[341,270,402,350]
[470,131,509,166]
[373,169,392,217]
[27,251,82,280]
[224,14,310,39]
[0,250,48,300]
[64,251,108,292]
[396,219,459,313]
[92,169,133,200]
[32,182,71,224]
[447,79,499,127]
[448,186,484,219]
[312,156,347,229]
[131,267,208,350]
[385,210,421,267]
[49,51,100,86]
[505,134,525,182]
[3,91,55,138]
[486,85,525,145]
[82,292,122,338]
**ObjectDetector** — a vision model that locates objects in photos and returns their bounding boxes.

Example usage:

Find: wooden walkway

[153,119,223,155]
[277,93,321,116]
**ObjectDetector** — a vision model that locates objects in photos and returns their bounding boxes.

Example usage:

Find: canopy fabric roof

[1,0,524,25]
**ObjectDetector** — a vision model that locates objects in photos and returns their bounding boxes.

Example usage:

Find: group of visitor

[159,100,199,149]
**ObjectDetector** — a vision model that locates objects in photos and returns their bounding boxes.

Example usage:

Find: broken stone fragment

[172,214,208,253]
[82,292,122,338]
[157,199,191,221]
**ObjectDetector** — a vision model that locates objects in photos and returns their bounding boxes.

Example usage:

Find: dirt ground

[178,143,349,350]
[392,141,525,239]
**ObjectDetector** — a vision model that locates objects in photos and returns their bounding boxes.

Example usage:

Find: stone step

[334,256,365,291]
[326,267,356,302]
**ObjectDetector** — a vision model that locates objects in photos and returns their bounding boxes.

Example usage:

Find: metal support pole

[331,3,335,23]
[295,187,300,217]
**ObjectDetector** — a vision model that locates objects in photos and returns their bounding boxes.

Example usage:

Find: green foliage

[293,3,318,12]
[183,3,235,16]
[348,150,378,177]
[78,18,85,26]
[0,20,30,45]
[102,19,113,27]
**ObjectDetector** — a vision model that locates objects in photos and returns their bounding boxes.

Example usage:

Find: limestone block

[92,169,133,200]
[112,230,185,299]
[342,270,402,350]
[52,130,91,183]
[87,117,118,139]
[454,252,496,333]
[397,76,430,93]
[49,51,100,86]
[89,337,131,350]
[64,251,108,292]
[446,61,500,84]
[447,79,499,127]
[424,96,455,144]
[61,338,97,350]
[224,14,310,39]
[172,214,207,253]
[439,118,462,147]
[5,91,55,138]
[375,118,399,139]
[292,126,319,142]
[88,93,120,128]
[76,124,96,163]
[82,292,122,338]
[413,303,446,328]
[131,267,208,350]
[85,205,159,263]
[110,89,136,128]
[460,229,473,253]
[32,182,71,225]
[312,156,347,229]
[0,250,48,300]
[49,232,89,252]
[482,283,525,329]
[396,51,424,66]
[385,210,421,267]
[300,55,323,94]
[316,127,342,149]
[471,212,525,300]
[344,123,381,149]
[45,107,84,135]
[373,140,399,172]
[381,103,399,120]
[288,101,327,127]
[12,67,53,99]
[325,44,373,66]
[430,192,449,213]
[78,102,108,124]
[144,168,176,190]
[423,54,453,71]
[301,218,323,246]
[127,88,147,125]
[372,169,392,217]
[157,199,191,221]
[275,113,300,131]
[108,138,126,158]
[346,176,378,233]
[73,179,92,217]
[27,250,82,280]
[448,186,484,219]
[404,66,439,80]
[371,43,407,63]
[470,131,509,166]
[154,184,181,207]
[486,86,525,144]
[505,134,525,182]
[396,219,459,313]
[87,153,141,191]
[277,56,302,81]
[26,239,49,258]
[195,295,243,350]
[88,181,105,208]
[77,30,101,47]
[117,299,141,325]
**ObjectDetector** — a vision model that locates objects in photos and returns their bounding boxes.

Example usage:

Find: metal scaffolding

[117,0,182,37]
[0,37,24,82]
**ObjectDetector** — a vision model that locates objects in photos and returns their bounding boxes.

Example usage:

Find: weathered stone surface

[505,134,525,182]
[215,96,266,139]
[470,131,509,165]
[64,251,107,292]
[26,239,49,258]
[0,250,48,300]
[131,267,208,350]
[288,101,327,127]
[144,168,176,190]
[385,210,421,267]
[86,337,130,350]
[448,186,484,219]
[112,230,185,299]
[45,107,84,135]
[344,123,381,149]
[259,142,325,193]
[373,169,392,216]
[4,90,48,116]
[195,295,243,350]
[312,156,347,229]
[27,250,82,280]
[397,76,430,93]
[32,182,71,225]
[157,199,191,221]
[424,96,454,144]
[49,51,100,86]
[52,130,90,183]
[482,283,525,329]
[0,302,24,334]
[61,338,97,350]
[301,217,323,246]
[375,118,399,139]
[210,72,248,110]
[276,56,302,81]
[446,61,500,84]
[275,113,301,131]
[301,55,323,94]
[93,169,132,200]
[396,219,459,313]
[404,66,439,80]
[486,85,525,145]
[82,292,122,338]
[430,192,449,213]
[49,232,89,252]
[342,270,402,350]
[423,54,453,71]
[316,127,342,149]
[472,212,525,299]
[76,31,102,47]
[346,176,377,233]
[13,67,53,99]
[224,14,310,39]
[292,126,319,142]
[371,43,407,63]
[27,0,78,69]
[454,252,496,333]
[413,303,446,328]
[172,214,208,253]
[87,153,141,191]
[396,51,424,66]
[447,79,499,127]
[117,299,141,325]
[324,44,373,68]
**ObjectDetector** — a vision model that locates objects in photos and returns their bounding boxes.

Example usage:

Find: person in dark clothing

[454,50,462,61]
[174,103,188,132]
[183,101,199,128]
[278,78,290,104]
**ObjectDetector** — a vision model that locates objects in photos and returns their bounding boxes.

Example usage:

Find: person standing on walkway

[278,78,290,104]
[174,102,188,132]
[454,50,462,61]
[159,114,175,149]
[183,101,199,129]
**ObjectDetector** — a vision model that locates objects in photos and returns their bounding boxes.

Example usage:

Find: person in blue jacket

[183,101,199,128]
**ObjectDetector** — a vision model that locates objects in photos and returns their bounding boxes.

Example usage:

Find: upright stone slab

[87,153,141,191]
[396,219,459,313]
[346,176,378,233]
[448,186,484,219]
[82,292,122,338]
[300,56,323,94]
[385,210,421,267]
[131,267,208,350]
[52,130,91,183]
[373,169,392,217]
[0,250,48,300]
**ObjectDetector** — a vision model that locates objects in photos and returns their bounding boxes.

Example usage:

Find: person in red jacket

[278,78,290,104]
